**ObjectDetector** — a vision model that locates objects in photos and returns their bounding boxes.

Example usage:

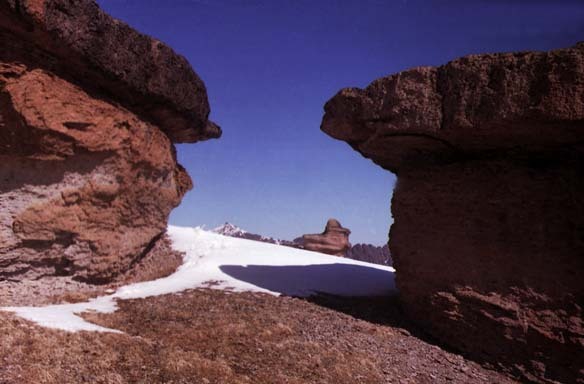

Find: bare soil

[0,288,518,384]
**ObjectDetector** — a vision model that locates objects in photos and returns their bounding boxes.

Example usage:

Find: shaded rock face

[0,0,215,283]
[345,244,391,267]
[322,43,584,383]
[300,219,351,256]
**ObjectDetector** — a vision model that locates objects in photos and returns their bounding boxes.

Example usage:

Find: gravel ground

[0,288,518,384]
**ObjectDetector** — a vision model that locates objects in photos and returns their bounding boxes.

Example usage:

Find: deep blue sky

[97,0,583,245]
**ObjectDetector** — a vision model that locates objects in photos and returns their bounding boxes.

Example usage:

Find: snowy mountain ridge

[212,222,297,246]
[213,222,248,236]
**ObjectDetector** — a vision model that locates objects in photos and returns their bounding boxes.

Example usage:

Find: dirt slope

[0,289,517,384]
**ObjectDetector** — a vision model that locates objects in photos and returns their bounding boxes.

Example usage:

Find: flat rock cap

[321,43,584,172]
[0,0,221,143]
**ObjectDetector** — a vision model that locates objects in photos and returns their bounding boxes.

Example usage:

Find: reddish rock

[321,43,584,383]
[323,43,584,172]
[300,219,351,256]
[0,0,220,143]
[0,0,216,284]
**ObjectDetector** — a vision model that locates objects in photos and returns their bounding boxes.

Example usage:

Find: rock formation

[0,0,219,284]
[345,244,391,266]
[299,219,351,256]
[321,43,584,383]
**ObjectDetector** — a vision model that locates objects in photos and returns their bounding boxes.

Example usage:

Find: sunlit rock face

[322,43,584,383]
[299,219,352,256]
[0,0,219,283]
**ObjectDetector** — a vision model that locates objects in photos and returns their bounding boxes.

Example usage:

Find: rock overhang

[321,43,584,173]
[320,42,584,383]
[0,0,221,143]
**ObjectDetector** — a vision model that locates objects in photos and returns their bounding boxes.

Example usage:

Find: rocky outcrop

[322,43,584,383]
[299,219,351,256]
[0,0,220,142]
[345,244,391,266]
[0,0,218,284]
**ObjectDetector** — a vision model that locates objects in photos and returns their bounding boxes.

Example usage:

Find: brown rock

[300,219,351,256]
[0,0,215,284]
[322,43,584,172]
[321,43,584,383]
[1,66,190,283]
[0,0,221,143]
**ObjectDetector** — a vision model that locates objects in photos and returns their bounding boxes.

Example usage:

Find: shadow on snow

[219,263,396,298]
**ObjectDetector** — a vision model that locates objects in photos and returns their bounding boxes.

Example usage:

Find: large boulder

[321,43,584,383]
[0,0,220,143]
[0,0,218,284]
[300,219,351,256]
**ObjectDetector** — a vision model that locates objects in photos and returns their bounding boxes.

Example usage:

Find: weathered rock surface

[0,0,215,284]
[323,42,584,173]
[299,219,351,256]
[0,234,183,306]
[0,0,220,142]
[322,43,584,383]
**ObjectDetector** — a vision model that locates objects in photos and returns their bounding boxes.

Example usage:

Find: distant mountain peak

[212,222,248,236]
[211,222,299,248]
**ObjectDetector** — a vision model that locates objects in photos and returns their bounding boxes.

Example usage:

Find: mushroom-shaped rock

[0,0,218,288]
[321,43,584,383]
[300,219,351,256]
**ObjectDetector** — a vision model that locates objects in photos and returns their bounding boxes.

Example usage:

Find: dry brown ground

[0,289,517,384]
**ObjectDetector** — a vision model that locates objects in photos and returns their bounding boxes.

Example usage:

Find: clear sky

[97,0,583,245]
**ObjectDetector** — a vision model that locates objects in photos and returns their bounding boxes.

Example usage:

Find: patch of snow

[1,226,396,333]
[2,296,121,333]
